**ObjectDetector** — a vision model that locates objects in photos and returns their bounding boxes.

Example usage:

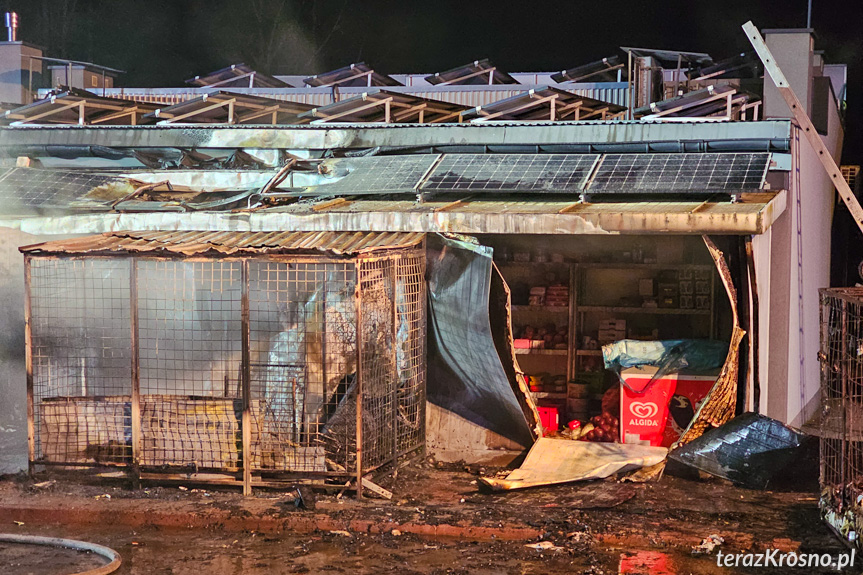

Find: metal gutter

[0,120,793,151]
[0,191,786,236]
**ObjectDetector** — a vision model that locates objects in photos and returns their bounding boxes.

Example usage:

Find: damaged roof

[20,230,426,256]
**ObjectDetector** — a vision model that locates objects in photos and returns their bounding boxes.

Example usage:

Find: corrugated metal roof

[20,230,425,256]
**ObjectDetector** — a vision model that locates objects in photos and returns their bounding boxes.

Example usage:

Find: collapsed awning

[0,191,786,236]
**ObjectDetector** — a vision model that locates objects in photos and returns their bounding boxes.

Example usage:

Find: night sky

[3,0,861,160]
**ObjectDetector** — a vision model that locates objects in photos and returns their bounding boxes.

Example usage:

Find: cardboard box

[638,278,655,296]
[620,367,717,447]
[599,319,626,331]
[598,328,626,342]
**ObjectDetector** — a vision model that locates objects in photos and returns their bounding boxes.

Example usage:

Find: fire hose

[0,533,121,575]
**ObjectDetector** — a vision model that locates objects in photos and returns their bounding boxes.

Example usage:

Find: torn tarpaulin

[426,235,534,447]
[667,412,808,489]
[478,438,667,491]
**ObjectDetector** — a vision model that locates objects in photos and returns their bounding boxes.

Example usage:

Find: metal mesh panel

[819,288,863,517]
[29,257,132,465]
[26,245,426,486]
[358,257,397,471]
[248,260,357,473]
[136,260,243,469]
[395,252,426,455]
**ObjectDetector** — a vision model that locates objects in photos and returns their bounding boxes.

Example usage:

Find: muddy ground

[0,459,855,574]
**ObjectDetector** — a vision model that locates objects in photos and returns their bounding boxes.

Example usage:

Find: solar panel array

[420,154,600,194]
[0,168,132,216]
[302,155,440,196]
[587,153,770,192]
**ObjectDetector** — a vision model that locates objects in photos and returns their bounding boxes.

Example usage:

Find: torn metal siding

[0,120,793,151]
[1,191,787,237]
[19,230,426,256]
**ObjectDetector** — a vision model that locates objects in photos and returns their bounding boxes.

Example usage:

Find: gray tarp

[426,235,533,447]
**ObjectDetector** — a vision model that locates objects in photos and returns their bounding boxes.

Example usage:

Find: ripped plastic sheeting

[478,438,668,491]
[602,339,729,392]
[668,412,808,489]
[426,235,534,447]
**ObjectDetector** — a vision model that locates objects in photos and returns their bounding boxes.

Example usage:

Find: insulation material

[478,437,668,491]
[426,235,534,447]
[673,236,745,448]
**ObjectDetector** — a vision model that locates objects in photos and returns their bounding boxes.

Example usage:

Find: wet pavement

[0,460,856,574]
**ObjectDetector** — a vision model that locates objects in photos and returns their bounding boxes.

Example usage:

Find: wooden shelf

[511,305,570,313]
[497,261,572,267]
[576,349,603,356]
[578,305,710,315]
[515,348,568,356]
[576,262,714,270]
[530,391,567,399]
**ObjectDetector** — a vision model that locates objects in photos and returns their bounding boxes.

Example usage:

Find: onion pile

[582,412,619,443]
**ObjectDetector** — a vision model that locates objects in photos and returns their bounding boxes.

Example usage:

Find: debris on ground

[328,530,352,537]
[524,540,565,552]
[668,412,808,489]
[478,437,667,491]
[691,534,724,555]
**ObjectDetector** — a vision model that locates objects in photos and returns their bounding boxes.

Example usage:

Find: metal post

[24,256,34,476]
[807,0,813,28]
[130,258,141,488]
[390,259,399,467]
[241,259,252,496]
[626,50,633,120]
[354,265,364,498]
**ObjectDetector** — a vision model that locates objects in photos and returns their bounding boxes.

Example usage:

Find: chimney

[5,12,18,42]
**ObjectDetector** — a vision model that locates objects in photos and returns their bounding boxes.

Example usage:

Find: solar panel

[420,154,600,194]
[0,168,134,215]
[587,153,770,193]
[300,155,441,196]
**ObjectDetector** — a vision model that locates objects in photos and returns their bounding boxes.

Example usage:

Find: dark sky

[4,0,861,160]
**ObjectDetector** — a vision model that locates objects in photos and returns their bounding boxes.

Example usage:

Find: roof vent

[5,12,18,42]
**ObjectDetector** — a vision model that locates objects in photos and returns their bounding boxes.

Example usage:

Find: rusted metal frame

[390,256,400,468]
[9,99,82,124]
[579,106,611,120]
[644,89,732,119]
[744,236,761,412]
[312,197,350,211]
[424,108,466,124]
[130,257,142,487]
[435,67,497,86]
[111,180,173,209]
[89,107,139,125]
[433,196,474,212]
[204,70,256,88]
[471,93,559,123]
[551,100,584,121]
[259,159,297,196]
[233,104,281,124]
[390,102,427,122]
[310,96,393,124]
[744,21,863,235]
[241,258,252,495]
[312,69,373,88]
[354,259,364,498]
[24,255,34,475]
[158,98,236,124]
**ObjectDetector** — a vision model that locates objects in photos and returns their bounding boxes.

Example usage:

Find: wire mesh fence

[26,245,426,489]
[819,288,863,539]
